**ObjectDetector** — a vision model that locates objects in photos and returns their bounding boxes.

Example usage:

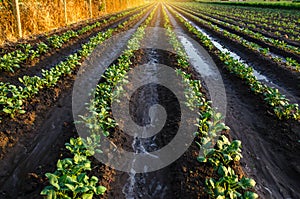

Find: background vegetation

[0,0,145,45]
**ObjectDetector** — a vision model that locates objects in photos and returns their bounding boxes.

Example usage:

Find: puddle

[179,7,293,63]
[182,14,270,82]
[178,35,217,77]
[176,13,298,103]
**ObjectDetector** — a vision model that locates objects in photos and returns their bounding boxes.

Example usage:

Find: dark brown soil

[0,6,150,85]
[199,10,300,48]
[173,5,300,62]
[0,3,299,199]
[168,5,300,199]
[99,5,247,198]
[172,5,300,103]
[0,7,153,198]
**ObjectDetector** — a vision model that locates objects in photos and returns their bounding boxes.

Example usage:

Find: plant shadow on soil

[0,5,299,198]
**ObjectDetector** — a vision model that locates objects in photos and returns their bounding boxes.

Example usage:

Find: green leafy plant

[41,137,106,199]
[163,8,258,199]
[206,165,258,199]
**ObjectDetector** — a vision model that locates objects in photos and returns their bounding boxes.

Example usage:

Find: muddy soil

[99,5,246,199]
[0,3,299,199]
[0,7,154,198]
[172,5,300,103]
[0,7,151,85]
[173,5,300,63]
[168,5,300,199]
[196,9,300,48]
[0,5,244,198]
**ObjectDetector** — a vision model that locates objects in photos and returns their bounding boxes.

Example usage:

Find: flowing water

[122,10,169,198]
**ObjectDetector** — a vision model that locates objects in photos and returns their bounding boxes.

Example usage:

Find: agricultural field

[0,1,299,199]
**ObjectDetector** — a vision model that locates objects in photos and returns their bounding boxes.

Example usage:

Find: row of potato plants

[167,6,300,121]
[175,4,300,57]
[172,5,300,72]
[0,4,148,73]
[182,3,300,43]
[190,3,300,35]
[0,6,151,119]
[162,6,258,199]
[185,5,299,44]
[40,6,157,199]
[198,8,300,44]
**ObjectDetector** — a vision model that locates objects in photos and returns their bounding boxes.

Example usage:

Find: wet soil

[172,5,300,103]
[173,5,300,63]
[0,5,243,198]
[0,7,151,85]
[168,5,300,199]
[99,5,246,198]
[195,9,300,48]
[0,7,154,198]
[0,3,299,199]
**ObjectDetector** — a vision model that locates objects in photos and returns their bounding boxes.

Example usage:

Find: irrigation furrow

[180,4,300,47]
[170,5,300,104]
[166,4,300,199]
[0,6,156,198]
[173,5,300,62]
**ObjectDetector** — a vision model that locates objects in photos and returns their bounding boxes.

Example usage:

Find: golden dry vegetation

[0,0,145,45]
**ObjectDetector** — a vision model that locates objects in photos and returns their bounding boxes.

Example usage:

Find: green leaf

[216,195,225,199]
[95,186,107,195]
[3,108,12,114]
[46,189,57,199]
[90,176,98,184]
[244,191,259,199]
[45,173,60,189]
[75,186,90,193]
[40,186,53,195]
[70,138,75,145]
[197,156,207,163]
[230,140,241,151]
[65,183,75,191]
[57,160,62,170]
[77,173,87,182]
[240,177,256,188]
[40,188,57,199]
[82,193,93,199]
[214,185,225,196]
[218,165,228,177]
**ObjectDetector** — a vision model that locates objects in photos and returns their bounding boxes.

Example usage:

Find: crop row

[209,1,300,10]
[167,6,300,121]
[0,4,148,73]
[181,4,300,44]
[0,6,151,119]
[193,3,300,33]
[40,6,158,199]
[163,6,258,199]
[174,4,300,58]
[204,10,299,44]
[172,5,300,72]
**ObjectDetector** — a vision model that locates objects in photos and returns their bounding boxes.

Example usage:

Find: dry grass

[0,0,145,46]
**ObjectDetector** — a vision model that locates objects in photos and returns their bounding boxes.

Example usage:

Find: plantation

[0,1,299,199]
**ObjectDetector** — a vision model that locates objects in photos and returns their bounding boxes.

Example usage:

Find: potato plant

[41,136,107,199]
[0,5,146,73]
[0,7,150,119]
[163,8,258,198]
[41,7,157,198]
[170,7,300,121]
[179,2,300,44]
[174,6,300,72]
